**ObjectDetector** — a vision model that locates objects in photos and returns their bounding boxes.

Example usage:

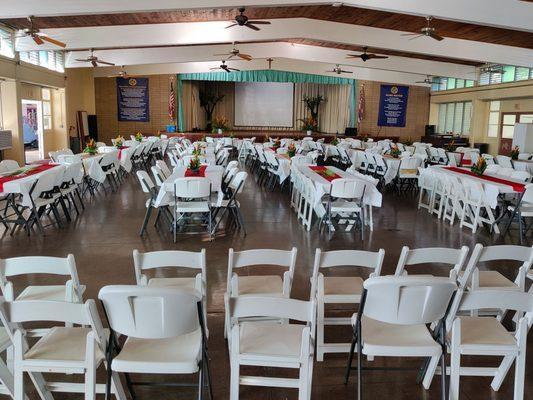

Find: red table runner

[184,165,208,177]
[309,166,341,182]
[0,164,57,193]
[117,146,129,160]
[459,153,472,166]
[444,166,525,193]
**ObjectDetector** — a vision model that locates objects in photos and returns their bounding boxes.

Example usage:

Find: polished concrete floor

[1,162,531,400]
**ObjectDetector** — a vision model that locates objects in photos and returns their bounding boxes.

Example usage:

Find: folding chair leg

[140,205,153,236]
[356,321,362,400]
[491,354,514,391]
[317,299,325,362]
[344,328,358,384]
[198,360,204,400]
[513,349,526,400]
[85,366,96,400]
[13,365,23,400]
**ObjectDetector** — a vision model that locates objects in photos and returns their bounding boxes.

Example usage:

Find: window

[42,88,52,130]
[0,28,14,59]
[487,101,500,138]
[19,50,65,73]
[501,114,516,139]
[430,77,476,92]
[437,101,472,135]
[478,65,533,86]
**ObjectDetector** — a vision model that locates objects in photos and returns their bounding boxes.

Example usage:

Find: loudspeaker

[344,127,357,137]
[88,115,98,141]
[425,125,436,136]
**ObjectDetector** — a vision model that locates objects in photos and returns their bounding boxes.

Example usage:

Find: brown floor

[1,163,531,400]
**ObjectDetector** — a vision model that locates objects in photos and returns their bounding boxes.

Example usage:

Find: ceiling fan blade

[429,32,444,41]
[224,69,231,73]
[237,53,252,61]
[38,35,66,48]
[74,58,88,62]
[210,67,220,70]
[228,68,240,71]
[91,61,98,67]
[97,60,115,66]
[246,21,271,25]
[340,70,353,74]
[32,35,44,45]
[346,54,362,58]
[408,34,424,40]
[400,32,420,37]
[225,23,238,29]
[366,54,389,60]
[244,24,260,31]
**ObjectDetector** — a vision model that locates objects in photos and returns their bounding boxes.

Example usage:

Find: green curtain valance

[177,69,357,131]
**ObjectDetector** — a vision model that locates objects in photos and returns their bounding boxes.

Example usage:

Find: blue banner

[117,77,149,122]
[377,85,409,127]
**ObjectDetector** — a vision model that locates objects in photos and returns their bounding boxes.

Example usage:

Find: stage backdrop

[177,69,357,134]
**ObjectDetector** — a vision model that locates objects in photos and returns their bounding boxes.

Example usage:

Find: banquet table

[0,164,64,196]
[274,153,292,184]
[433,166,525,208]
[297,164,382,219]
[383,155,402,185]
[97,146,133,173]
[154,165,225,207]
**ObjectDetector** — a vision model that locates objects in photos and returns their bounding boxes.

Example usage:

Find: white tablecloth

[275,155,291,184]
[98,146,133,173]
[383,156,402,185]
[1,165,65,196]
[513,160,533,175]
[80,154,107,183]
[154,165,224,207]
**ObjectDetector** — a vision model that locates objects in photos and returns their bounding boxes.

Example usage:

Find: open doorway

[21,99,44,163]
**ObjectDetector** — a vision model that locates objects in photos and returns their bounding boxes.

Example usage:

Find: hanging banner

[117,77,149,122]
[377,84,409,127]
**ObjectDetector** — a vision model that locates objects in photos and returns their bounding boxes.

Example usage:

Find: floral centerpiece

[389,144,401,158]
[510,146,520,160]
[134,132,143,142]
[287,143,296,158]
[188,155,201,173]
[359,133,369,142]
[298,117,317,135]
[83,138,98,155]
[212,116,229,134]
[192,144,202,156]
[114,135,124,149]
[445,140,456,152]
[272,138,281,150]
[470,157,487,176]
[331,137,339,146]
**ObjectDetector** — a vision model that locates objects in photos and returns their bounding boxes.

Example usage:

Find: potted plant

[510,146,520,160]
[83,138,98,155]
[114,135,124,149]
[200,91,225,132]
[188,155,201,174]
[302,95,325,128]
[211,116,229,134]
[471,157,487,176]
[287,143,296,158]
[331,136,339,146]
[299,117,316,136]
[389,144,401,158]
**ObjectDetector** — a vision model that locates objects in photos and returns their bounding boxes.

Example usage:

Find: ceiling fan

[346,47,389,62]
[16,16,66,48]
[327,64,353,75]
[75,49,115,67]
[214,43,252,61]
[401,16,444,41]
[226,8,271,31]
[415,75,436,84]
[210,60,240,73]
[108,66,141,78]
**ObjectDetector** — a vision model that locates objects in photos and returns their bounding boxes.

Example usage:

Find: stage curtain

[181,80,201,131]
[177,69,357,132]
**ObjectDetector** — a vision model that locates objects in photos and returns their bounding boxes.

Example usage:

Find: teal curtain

[177,69,357,132]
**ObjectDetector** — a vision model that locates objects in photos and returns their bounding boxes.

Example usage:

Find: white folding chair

[155,159,172,178]
[345,276,457,400]
[0,298,126,400]
[212,171,248,235]
[324,179,366,240]
[99,286,211,400]
[311,248,385,361]
[0,160,20,173]
[224,247,297,338]
[459,179,500,234]
[496,155,513,168]
[228,296,315,400]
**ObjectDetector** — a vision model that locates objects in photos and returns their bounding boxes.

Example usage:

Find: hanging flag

[168,80,176,122]
[357,83,365,126]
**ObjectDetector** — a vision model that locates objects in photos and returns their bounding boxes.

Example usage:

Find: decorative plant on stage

[470,157,487,176]
[211,116,229,134]
[114,135,124,148]
[389,144,401,158]
[510,146,520,160]
[83,138,97,155]
[135,132,143,142]
[287,143,296,158]
[298,116,317,132]
[302,95,325,130]
[200,91,225,131]
[188,155,201,173]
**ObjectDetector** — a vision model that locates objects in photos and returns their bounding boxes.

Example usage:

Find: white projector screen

[234,82,294,127]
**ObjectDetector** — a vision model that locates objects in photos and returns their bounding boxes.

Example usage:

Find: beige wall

[358,80,430,141]
[429,79,533,154]
[65,68,95,147]
[94,75,173,144]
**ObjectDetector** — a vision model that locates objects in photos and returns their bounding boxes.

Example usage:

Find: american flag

[168,80,176,122]
[357,83,365,126]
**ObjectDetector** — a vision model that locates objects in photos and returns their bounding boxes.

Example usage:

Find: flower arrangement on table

[211,116,229,134]
[83,138,98,155]
[445,140,456,152]
[470,157,487,176]
[287,143,296,158]
[298,117,317,133]
[264,134,270,143]
[389,144,401,158]
[272,138,281,150]
[359,133,369,142]
[331,136,339,146]
[188,155,201,173]
[510,146,520,160]
[134,132,143,142]
[114,135,125,149]
[192,144,203,156]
